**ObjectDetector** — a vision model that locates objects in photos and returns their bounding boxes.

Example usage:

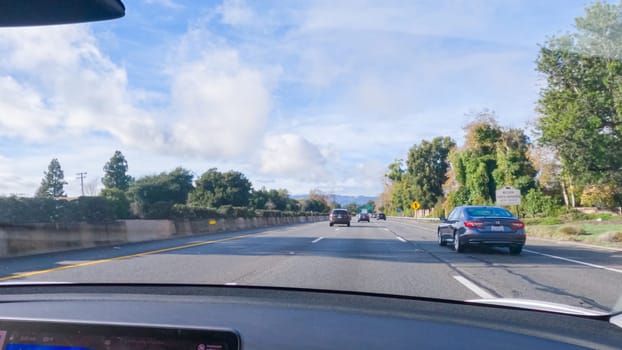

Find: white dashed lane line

[453,275,495,299]
[312,237,324,243]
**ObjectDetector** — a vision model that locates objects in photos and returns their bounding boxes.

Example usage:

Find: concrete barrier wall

[0,215,327,258]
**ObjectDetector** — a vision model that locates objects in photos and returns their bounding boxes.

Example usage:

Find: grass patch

[526,222,622,247]
[523,217,562,225]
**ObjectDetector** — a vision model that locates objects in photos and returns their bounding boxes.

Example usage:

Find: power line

[76,172,87,196]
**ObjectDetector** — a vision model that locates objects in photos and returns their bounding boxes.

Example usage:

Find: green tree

[129,167,194,218]
[492,128,537,194]
[344,202,359,214]
[102,150,133,191]
[301,199,329,213]
[36,158,67,198]
[451,112,502,204]
[391,174,416,212]
[250,187,300,211]
[386,159,405,182]
[299,189,331,213]
[536,1,622,186]
[406,136,456,209]
[190,168,252,208]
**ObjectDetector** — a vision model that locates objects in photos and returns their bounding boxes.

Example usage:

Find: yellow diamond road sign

[411,201,421,210]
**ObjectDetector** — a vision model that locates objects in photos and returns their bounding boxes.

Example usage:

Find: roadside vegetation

[1,151,333,224]
[377,2,622,244]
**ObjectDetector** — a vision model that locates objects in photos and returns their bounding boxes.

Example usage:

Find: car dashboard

[0,284,619,350]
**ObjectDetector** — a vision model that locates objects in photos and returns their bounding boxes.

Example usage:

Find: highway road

[1,219,621,312]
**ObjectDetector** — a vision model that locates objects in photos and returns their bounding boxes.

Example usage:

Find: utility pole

[76,172,87,196]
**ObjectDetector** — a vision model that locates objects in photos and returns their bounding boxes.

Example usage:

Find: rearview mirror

[0,0,125,27]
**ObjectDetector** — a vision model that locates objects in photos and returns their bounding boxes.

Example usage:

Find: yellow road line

[0,232,260,282]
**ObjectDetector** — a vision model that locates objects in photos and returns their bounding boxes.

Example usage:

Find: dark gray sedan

[438,206,526,255]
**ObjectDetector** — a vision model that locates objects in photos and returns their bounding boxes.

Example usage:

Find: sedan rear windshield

[333,210,348,214]
[465,207,514,218]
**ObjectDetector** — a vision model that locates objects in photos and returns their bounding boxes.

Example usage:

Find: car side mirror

[439,216,446,222]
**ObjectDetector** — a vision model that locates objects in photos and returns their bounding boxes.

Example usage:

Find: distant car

[437,205,525,254]
[377,213,386,220]
[329,209,351,227]
[358,212,370,222]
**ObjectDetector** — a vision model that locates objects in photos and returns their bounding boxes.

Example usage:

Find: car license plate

[491,226,505,232]
[337,215,343,218]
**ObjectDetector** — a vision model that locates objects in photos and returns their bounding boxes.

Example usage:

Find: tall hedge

[0,196,117,224]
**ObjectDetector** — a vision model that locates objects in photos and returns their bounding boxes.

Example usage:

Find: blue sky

[0,0,600,197]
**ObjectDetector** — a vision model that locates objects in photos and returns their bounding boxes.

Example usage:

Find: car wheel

[454,232,465,253]
[509,245,523,255]
[438,230,446,246]
[347,222,350,227]
[329,223,333,227]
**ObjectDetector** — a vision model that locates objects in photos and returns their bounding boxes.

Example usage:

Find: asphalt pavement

[1,219,621,312]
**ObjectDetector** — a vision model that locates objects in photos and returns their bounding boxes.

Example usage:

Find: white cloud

[0,76,60,141]
[169,49,271,158]
[0,25,163,149]
[219,0,254,26]
[258,134,328,181]
[0,155,39,196]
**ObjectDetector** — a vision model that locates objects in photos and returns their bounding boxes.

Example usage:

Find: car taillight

[464,220,484,229]
[511,221,525,229]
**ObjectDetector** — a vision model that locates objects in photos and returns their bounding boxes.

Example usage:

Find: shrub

[597,231,622,242]
[0,196,116,223]
[100,188,131,219]
[520,189,560,218]
[580,185,616,208]
[556,225,586,236]
[143,201,174,219]
[255,209,283,217]
[73,196,115,222]
[231,206,254,218]
[171,204,220,219]
[217,205,234,218]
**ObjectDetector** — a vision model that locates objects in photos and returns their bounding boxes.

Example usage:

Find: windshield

[0,0,621,316]
[465,207,514,218]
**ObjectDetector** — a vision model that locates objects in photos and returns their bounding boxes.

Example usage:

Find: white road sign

[496,186,521,206]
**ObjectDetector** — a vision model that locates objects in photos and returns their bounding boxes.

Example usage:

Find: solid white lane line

[396,236,407,243]
[524,249,622,274]
[453,276,495,299]
[225,282,237,286]
[528,237,622,252]
[312,237,324,243]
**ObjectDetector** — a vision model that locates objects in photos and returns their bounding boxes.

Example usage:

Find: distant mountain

[292,194,376,206]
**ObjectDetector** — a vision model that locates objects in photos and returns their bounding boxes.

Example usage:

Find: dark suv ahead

[358,212,370,222]
[329,209,351,227]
